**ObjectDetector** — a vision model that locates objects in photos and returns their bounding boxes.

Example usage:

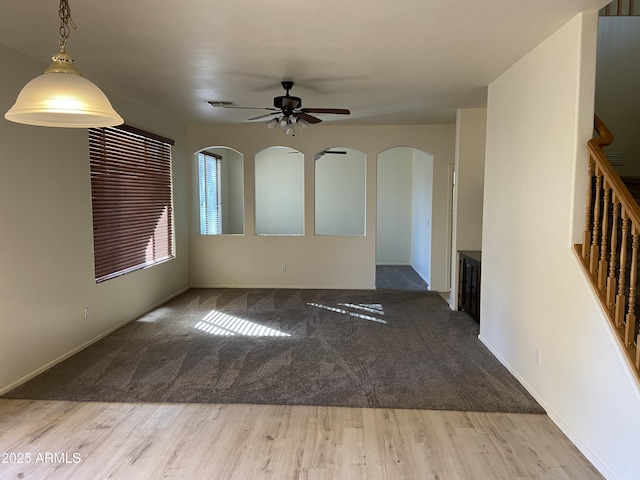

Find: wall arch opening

[376,146,433,289]
[194,146,244,235]
[315,146,366,236]
[254,146,304,235]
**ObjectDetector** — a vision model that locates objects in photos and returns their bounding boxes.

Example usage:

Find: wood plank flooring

[0,399,603,479]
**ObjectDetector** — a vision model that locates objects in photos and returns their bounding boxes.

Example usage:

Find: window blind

[198,152,222,235]
[89,125,175,282]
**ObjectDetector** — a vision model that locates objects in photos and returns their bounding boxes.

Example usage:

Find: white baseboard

[0,286,190,396]
[478,334,617,480]
[189,284,376,290]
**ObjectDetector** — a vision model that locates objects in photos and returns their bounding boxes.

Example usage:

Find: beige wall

[482,12,640,479]
[188,123,455,290]
[0,44,190,393]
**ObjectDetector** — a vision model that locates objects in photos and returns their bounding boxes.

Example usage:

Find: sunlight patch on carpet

[195,310,291,337]
[307,302,387,324]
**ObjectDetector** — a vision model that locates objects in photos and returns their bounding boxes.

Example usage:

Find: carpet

[3,286,544,414]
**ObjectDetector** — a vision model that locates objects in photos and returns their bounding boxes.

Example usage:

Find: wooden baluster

[582,159,594,260]
[625,226,639,345]
[598,183,611,291]
[590,169,603,274]
[607,197,621,310]
[615,210,629,328]
[618,0,623,15]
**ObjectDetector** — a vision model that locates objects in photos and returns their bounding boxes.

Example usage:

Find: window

[89,125,175,283]
[198,152,222,235]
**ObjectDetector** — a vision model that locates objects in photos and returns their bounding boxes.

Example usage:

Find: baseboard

[438,290,453,306]
[0,286,190,396]
[478,334,616,480]
[189,284,377,290]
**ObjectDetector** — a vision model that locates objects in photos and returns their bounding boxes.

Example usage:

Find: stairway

[621,177,640,205]
[600,0,640,16]
[575,116,640,382]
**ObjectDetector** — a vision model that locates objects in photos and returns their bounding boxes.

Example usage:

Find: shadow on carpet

[3,288,544,414]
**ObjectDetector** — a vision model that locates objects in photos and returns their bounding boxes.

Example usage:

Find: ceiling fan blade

[315,150,348,161]
[229,106,278,110]
[247,112,280,121]
[208,102,278,111]
[296,113,322,124]
[301,108,350,115]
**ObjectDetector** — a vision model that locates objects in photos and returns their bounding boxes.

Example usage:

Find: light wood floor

[0,399,602,480]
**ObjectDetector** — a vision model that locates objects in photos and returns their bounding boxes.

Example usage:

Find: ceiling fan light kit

[211,81,350,136]
[4,0,123,128]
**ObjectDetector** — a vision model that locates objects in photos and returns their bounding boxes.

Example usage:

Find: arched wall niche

[314,146,366,236]
[254,146,304,235]
[194,146,244,235]
[186,123,455,291]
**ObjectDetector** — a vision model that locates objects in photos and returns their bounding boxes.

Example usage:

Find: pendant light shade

[5,64,123,128]
[4,0,123,128]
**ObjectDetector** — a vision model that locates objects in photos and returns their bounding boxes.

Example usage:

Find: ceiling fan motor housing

[274,95,301,110]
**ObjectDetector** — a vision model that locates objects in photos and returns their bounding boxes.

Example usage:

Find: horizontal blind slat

[89,125,174,282]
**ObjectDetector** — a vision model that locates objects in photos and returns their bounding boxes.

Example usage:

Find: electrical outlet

[535,349,541,366]
[281,265,286,272]
[84,307,90,319]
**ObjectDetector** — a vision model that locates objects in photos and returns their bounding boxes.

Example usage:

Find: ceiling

[0,0,607,126]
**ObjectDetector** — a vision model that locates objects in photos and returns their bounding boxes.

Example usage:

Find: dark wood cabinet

[458,250,481,324]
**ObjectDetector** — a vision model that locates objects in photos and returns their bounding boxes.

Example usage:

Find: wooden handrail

[576,115,640,382]
[588,117,640,229]
[602,0,639,16]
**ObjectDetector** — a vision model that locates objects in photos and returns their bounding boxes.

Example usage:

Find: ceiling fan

[314,149,347,161]
[209,81,350,135]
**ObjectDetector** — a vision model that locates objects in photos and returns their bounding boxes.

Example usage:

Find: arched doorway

[376,146,433,290]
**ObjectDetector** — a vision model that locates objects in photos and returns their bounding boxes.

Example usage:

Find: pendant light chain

[58,0,77,53]
[4,0,123,127]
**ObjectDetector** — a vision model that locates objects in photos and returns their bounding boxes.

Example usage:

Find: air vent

[207,100,236,107]
[607,152,625,166]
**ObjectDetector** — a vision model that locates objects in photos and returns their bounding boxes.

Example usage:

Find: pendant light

[4,0,123,128]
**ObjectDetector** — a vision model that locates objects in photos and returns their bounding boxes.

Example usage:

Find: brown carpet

[3,282,544,414]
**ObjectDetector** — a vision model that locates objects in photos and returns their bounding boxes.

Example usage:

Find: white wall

[188,124,455,290]
[377,147,413,264]
[0,44,190,393]
[411,150,434,285]
[450,108,487,308]
[596,17,640,176]
[315,148,366,236]
[482,12,640,480]
[255,147,305,235]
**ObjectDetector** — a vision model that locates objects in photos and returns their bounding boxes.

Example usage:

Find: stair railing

[576,115,640,381]
[601,0,640,16]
